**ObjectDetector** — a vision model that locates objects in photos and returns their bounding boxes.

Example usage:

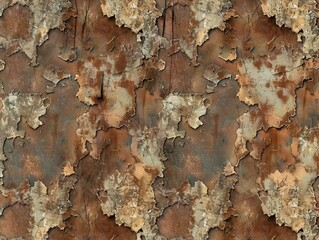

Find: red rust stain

[0,4,30,40]
[158,203,192,239]
[114,52,127,73]
[0,0,317,238]
[276,89,288,103]
[276,65,286,74]
[0,204,30,238]
[253,59,262,69]
[264,60,272,69]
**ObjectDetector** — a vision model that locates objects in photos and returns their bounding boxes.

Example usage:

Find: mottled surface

[0,0,318,239]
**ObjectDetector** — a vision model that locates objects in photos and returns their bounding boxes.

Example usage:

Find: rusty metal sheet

[0,0,318,239]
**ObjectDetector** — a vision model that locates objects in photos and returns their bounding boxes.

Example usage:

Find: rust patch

[0,0,317,239]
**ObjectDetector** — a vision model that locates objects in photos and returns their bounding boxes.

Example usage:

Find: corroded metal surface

[0,0,318,239]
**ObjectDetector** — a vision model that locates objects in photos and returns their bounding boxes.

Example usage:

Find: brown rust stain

[0,0,318,239]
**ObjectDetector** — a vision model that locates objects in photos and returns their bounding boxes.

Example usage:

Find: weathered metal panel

[0,0,318,239]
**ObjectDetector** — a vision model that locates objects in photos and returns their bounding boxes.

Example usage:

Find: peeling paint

[99,164,161,237]
[179,0,236,63]
[218,47,237,62]
[159,93,209,139]
[261,0,319,57]
[0,93,48,184]
[0,0,72,65]
[203,64,231,93]
[101,0,163,59]
[0,60,5,72]
[130,127,166,177]
[259,128,319,240]
[0,0,318,239]
[28,176,76,239]
[188,177,236,239]
[43,65,71,93]
[234,48,308,162]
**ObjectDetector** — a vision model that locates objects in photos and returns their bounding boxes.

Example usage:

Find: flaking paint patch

[188,177,236,239]
[259,128,319,240]
[0,93,48,184]
[159,93,209,139]
[100,0,164,59]
[76,111,100,158]
[0,60,5,72]
[100,0,160,34]
[62,162,75,177]
[203,64,231,93]
[130,127,166,177]
[43,65,71,93]
[260,0,319,57]
[75,57,110,106]
[250,130,272,160]
[28,176,76,239]
[189,0,233,46]
[58,49,77,63]
[218,47,237,62]
[177,0,236,64]
[0,0,72,65]
[99,164,161,237]
[234,48,308,162]
[75,53,146,158]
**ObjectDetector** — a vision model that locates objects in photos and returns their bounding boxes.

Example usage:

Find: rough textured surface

[261,0,319,57]
[159,93,209,139]
[234,48,308,161]
[179,0,235,63]
[29,176,76,239]
[259,127,319,240]
[99,164,160,237]
[0,93,48,186]
[0,0,72,65]
[0,0,318,239]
